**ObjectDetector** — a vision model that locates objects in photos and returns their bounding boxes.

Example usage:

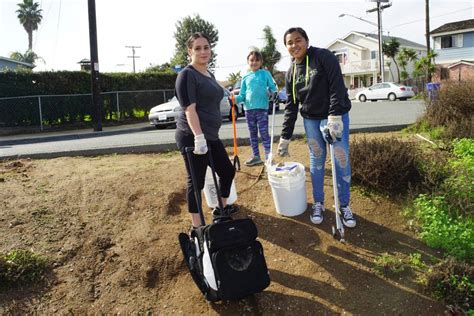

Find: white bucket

[268,162,307,216]
[203,167,237,208]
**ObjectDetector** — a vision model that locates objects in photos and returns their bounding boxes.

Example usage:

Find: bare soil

[0,132,445,314]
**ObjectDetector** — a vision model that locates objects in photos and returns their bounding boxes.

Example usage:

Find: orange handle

[230,94,238,156]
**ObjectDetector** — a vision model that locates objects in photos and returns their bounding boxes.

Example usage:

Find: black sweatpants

[175,129,235,213]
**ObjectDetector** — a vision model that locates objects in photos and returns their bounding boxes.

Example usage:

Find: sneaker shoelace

[342,206,353,219]
[312,203,323,217]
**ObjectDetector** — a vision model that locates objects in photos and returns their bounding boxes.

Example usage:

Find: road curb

[0,124,410,160]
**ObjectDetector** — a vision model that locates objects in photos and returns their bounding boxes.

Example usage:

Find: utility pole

[426,0,432,82]
[88,0,102,131]
[367,0,392,83]
[126,45,141,73]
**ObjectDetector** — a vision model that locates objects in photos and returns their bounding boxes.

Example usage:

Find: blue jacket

[236,69,277,111]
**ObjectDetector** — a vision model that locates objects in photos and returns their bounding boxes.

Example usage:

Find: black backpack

[178,147,270,301]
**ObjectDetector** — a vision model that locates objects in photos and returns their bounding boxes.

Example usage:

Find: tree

[145,62,173,73]
[9,49,43,68]
[413,50,437,80]
[260,26,281,75]
[227,71,241,86]
[16,0,43,51]
[396,48,419,81]
[171,14,219,71]
[382,38,401,82]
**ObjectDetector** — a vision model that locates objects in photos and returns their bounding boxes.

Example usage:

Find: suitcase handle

[185,147,225,225]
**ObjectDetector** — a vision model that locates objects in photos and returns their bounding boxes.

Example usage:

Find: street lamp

[339,2,391,83]
[338,13,377,27]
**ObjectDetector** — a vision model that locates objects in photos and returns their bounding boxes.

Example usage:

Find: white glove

[325,115,343,143]
[194,134,208,155]
[277,138,291,157]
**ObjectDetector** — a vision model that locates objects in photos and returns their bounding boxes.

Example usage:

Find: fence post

[116,92,120,121]
[163,90,166,103]
[38,96,44,131]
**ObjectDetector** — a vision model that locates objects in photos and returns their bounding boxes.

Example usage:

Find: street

[0,100,425,159]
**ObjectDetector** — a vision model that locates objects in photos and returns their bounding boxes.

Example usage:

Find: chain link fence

[0,89,175,131]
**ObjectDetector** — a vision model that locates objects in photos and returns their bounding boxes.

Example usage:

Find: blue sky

[1,0,472,80]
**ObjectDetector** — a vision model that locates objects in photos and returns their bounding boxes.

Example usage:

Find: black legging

[175,129,236,213]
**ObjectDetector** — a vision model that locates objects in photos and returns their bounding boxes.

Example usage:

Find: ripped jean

[303,113,351,207]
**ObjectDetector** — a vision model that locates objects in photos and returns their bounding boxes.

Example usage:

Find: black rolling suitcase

[178,147,270,302]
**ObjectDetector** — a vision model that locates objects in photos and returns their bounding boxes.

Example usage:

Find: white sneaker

[310,202,325,224]
[341,205,356,228]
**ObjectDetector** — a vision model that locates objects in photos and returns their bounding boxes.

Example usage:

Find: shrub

[425,80,474,140]
[426,257,473,313]
[0,249,49,289]
[350,137,423,195]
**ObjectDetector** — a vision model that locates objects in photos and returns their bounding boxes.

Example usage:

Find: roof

[447,60,474,68]
[431,19,474,35]
[0,56,35,68]
[326,39,366,50]
[354,31,427,50]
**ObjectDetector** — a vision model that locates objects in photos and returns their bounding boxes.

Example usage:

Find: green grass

[0,249,49,289]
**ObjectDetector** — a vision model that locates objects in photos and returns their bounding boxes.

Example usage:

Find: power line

[389,6,473,29]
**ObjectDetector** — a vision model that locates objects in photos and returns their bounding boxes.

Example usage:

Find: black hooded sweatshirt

[281,46,351,140]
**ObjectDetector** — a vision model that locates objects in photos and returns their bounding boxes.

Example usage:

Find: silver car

[148,90,240,129]
[355,82,415,102]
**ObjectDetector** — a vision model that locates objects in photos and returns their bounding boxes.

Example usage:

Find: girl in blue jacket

[236,51,277,166]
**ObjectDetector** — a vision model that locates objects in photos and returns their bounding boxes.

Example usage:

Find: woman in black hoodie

[277,27,356,228]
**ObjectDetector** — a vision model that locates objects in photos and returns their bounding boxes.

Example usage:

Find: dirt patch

[0,132,445,314]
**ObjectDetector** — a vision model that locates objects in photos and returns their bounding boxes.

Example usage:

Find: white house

[326,31,426,89]
[0,56,34,71]
[431,19,474,81]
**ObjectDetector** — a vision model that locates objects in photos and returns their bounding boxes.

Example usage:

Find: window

[440,34,463,48]
[371,50,377,59]
[441,67,450,80]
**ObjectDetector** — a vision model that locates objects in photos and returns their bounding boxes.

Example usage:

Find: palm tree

[16,0,43,50]
[10,49,43,68]
[382,38,401,82]
[227,71,242,86]
[397,48,419,81]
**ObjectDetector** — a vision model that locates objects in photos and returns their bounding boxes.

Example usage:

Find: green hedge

[0,71,177,127]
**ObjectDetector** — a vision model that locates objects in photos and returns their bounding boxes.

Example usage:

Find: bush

[411,195,474,260]
[425,80,474,140]
[0,249,49,289]
[441,138,474,218]
[350,137,423,195]
[426,257,473,313]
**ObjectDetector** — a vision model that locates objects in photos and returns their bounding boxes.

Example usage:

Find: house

[78,58,91,71]
[431,19,474,81]
[326,31,426,90]
[0,56,34,71]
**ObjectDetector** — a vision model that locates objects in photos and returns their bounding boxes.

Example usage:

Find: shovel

[230,94,241,171]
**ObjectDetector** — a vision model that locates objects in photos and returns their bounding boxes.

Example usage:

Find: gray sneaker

[310,202,325,224]
[245,156,263,166]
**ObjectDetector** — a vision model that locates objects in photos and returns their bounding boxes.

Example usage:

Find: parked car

[231,79,279,114]
[355,82,415,102]
[148,89,240,129]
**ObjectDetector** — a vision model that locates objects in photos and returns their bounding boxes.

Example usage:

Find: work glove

[323,115,343,144]
[194,134,208,155]
[277,138,291,157]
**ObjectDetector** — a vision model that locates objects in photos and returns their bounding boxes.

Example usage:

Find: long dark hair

[186,32,211,48]
[283,27,309,45]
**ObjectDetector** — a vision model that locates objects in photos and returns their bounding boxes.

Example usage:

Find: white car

[148,90,240,129]
[355,82,415,102]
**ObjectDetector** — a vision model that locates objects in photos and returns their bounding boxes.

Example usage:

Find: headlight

[173,106,181,112]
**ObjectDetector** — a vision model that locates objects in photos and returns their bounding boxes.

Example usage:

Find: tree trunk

[425,0,431,82]
[28,31,33,51]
